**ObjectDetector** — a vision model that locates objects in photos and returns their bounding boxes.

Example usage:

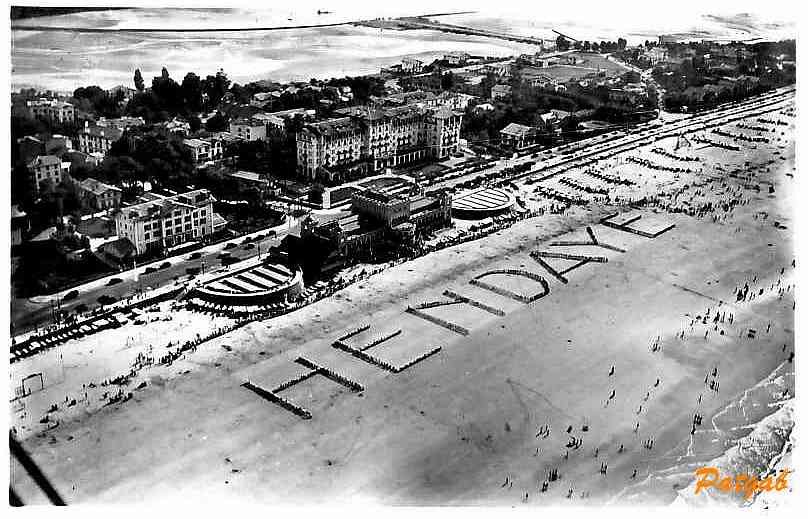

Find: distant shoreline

[10,6,128,21]
[10,10,476,33]
[11,21,352,33]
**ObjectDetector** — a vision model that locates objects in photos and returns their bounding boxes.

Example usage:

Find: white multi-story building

[183,137,223,164]
[229,119,267,141]
[26,98,75,124]
[28,155,70,193]
[401,56,424,74]
[75,177,122,211]
[296,101,463,180]
[96,116,145,132]
[115,189,217,256]
[77,124,123,156]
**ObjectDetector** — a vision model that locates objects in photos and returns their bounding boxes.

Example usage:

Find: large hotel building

[296,101,463,181]
[115,189,216,256]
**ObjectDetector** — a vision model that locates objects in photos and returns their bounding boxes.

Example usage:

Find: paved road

[11,216,304,336]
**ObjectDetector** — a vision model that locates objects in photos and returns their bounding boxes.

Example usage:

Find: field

[11,98,796,506]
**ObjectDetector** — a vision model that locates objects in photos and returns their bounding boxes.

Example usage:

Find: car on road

[188,252,202,260]
[224,242,237,250]
[107,278,122,286]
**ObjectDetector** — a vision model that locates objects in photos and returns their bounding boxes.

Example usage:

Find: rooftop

[121,189,211,219]
[80,125,123,141]
[28,155,62,168]
[500,123,536,137]
[79,177,122,196]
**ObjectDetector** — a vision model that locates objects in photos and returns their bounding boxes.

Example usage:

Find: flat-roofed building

[115,189,218,255]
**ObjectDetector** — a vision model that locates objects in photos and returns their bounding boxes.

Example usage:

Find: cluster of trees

[555,35,628,53]
[650,40,795,112]
[224,117,304,178]
[125,68,231,123]
[69,130,196,196]
[71,86,126,119]
[462,79,598,145]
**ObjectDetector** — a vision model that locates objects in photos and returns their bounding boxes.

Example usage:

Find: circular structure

[191,262,303,306]
[451,187,516,219]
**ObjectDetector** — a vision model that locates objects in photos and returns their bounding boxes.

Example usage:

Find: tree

[441,71,455,91]
[72,85,123,118]
[556,35,570,51]
[134,69,145,91]
[151,68,183,115]
[617,38,627,51]
[203,70,230,110]
[188,115,202,133]
[181,72,203,113]
[205,112,229,132]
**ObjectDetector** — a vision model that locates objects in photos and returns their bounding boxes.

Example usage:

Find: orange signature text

[694,467,791,499]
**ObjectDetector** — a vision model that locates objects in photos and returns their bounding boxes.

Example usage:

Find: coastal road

[11,216,305,337]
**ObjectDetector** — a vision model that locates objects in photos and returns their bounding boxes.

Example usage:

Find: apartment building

[96,116,145,132]
[115,189,217,256]
[296,102,463,180]
[77,124,123,156]
[28,155,70,193]
[229,119,267,141]
[26,98,76,124]
[75,177,122,211]
[183,137,223,164]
